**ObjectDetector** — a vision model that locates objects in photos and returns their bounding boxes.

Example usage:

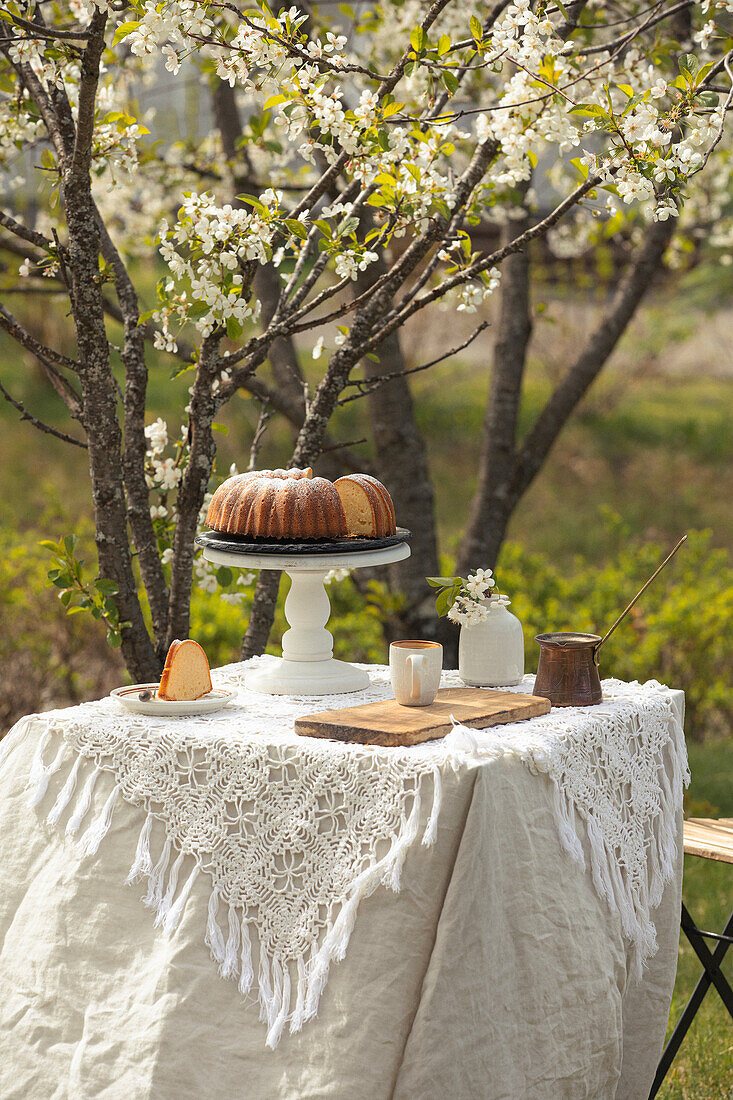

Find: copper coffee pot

[533,536,687,708]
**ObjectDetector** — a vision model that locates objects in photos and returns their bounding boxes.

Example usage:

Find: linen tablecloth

[0,659,687,1099]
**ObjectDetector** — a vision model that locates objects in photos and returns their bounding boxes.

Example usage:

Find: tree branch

[0,378,86,447]
[339,321,490,404]
[70,10,107,179]
[166,335,222,647]
[0,210,56,252]
[0,302,79,373]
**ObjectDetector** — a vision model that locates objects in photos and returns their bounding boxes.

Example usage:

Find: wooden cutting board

[295,688,551,747]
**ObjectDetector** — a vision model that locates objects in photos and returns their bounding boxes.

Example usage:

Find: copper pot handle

[595,534,687,660]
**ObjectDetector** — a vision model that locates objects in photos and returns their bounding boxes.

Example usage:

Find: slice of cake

[334,474,396,537]
[158,640,212,701]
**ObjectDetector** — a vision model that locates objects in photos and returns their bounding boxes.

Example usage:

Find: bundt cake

[205,468,396,540]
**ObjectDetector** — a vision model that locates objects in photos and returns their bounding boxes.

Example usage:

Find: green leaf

[216,566,233,586]
[336,216,360,238]
[226,316,243,341]
[616,84,634,98]
[263,93,290,110]
[570,156,590,179]
[409,26,425,53]
[39,539,60,552]
[426,576,456,588]
[442,70,459,94]
[435,588,455,617]
[40,148,56,170]
[96,578,118,595]
[679,54,698,77]
[106,628,122,648]
[212,422,229,435]
[284,218,308,240]
[570,103,607,118]
[470,15,482,43]
[236,193,267,214]
[696,91,719,108]
[438,33,450,57]
[60,589,73,607]
[382,101,403,118]
[63,533,77,557]
[112,20,140,45]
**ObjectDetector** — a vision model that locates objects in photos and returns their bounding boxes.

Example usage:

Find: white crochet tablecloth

[0,658,688,1099]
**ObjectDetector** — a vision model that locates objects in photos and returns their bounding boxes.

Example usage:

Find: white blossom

[144,417,168,455]
[465,568,495,599]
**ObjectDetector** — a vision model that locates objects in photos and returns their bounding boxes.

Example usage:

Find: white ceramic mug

[390,640,443,706]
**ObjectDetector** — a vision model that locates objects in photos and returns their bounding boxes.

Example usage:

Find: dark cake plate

[196,526,411,557]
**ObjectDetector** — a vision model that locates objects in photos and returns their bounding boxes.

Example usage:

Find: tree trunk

[95,214,170,658]
[457,196,532,574]
[240,571,282,659]
[459,217,675,571]
[509,218,675,503]
[357,305,452,652]
[63,185,159,680]
[60,13,159,681]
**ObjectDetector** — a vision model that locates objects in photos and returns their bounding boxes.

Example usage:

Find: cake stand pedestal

[199,540,411,695]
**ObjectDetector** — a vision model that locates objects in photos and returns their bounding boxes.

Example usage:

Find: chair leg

[679,904,733,1015]
[648,905,733,1099]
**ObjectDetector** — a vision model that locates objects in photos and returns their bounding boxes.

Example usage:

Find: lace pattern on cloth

[1,659,687,1046]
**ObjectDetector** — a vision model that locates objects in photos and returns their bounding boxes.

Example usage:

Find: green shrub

[0,522,124,728]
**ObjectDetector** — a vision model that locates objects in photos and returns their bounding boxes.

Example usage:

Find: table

[0,661,687,1100]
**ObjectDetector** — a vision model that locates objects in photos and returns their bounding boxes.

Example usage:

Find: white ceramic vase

[458,597,525,687]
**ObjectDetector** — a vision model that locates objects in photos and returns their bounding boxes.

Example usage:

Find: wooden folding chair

[649,818,733,1098]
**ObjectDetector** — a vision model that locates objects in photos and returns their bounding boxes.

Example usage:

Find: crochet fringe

[196,778,436,1048]
[27,729,67,808]
[443,693,688,981]
[549,722,687,980]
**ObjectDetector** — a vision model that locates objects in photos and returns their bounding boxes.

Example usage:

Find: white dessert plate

[110,684,235,716]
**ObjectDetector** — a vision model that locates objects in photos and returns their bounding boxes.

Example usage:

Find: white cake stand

[200,539,411,695]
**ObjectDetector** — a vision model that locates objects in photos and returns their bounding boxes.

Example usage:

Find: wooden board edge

[295,695,553,746]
